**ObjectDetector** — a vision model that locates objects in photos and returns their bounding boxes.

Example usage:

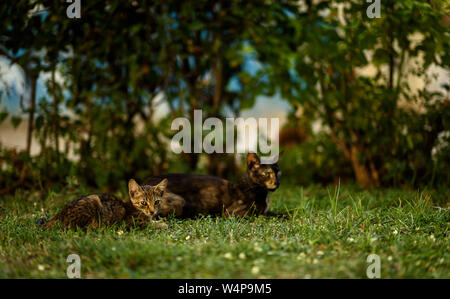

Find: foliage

[1,0,293,190]
[252,0,450,187]
[279,133,353,186]
[0,0,449,192]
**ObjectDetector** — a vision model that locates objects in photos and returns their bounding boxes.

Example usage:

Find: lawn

[0,184,449,278]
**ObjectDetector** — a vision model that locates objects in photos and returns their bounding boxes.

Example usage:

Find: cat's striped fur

[38,179,168,230]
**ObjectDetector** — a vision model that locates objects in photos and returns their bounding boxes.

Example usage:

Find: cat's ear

[154,178,168,197]
[247,152,260,170]
[128,179,144,201]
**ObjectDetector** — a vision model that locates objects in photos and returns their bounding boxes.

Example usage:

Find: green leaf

[0,110,8,124]
[10,116,22,129]
[240,97,256,110]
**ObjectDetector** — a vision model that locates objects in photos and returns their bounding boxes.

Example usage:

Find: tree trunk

[26,75,37,156]
[212,52,223,114]
[349,145,373,188]
[330,132,377,188]
[51,68,60,157]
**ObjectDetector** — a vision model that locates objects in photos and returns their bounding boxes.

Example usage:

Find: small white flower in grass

[224,252,233,260]
[38,265,45,271]
[239,252,246,260]
[251,266,260,274]
[185,235,190,240]
[370,237,378,243]
[117,230,124,236]
[176,257,183,261]
[312,258,319,264]
[316,250,324,256]
[347,237,355,242]
[392,230,398,235]
[387,256,393,261]
[254,243,263,252]
[111,247,116,251]
[429,234,435,242]
[297,252,306,260]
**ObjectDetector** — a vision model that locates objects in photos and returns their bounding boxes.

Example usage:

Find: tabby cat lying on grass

[146,153,282,218]
[37,179,169,230]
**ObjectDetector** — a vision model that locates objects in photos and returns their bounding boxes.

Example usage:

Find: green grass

[0,184,449,278]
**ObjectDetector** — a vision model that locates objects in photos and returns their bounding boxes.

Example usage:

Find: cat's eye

[263,172,270,177]
[140,201,146,205]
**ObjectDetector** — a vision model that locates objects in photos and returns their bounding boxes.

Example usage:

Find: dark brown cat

[38,179,169,230]
[144,153,282,218]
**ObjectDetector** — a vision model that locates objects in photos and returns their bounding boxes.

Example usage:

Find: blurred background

[0,0,449,194]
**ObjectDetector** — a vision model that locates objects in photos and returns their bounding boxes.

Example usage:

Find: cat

[144,152,282,218]
[37,179,169,230]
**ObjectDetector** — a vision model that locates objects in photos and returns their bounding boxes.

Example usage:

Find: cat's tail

[36,217,57,230]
